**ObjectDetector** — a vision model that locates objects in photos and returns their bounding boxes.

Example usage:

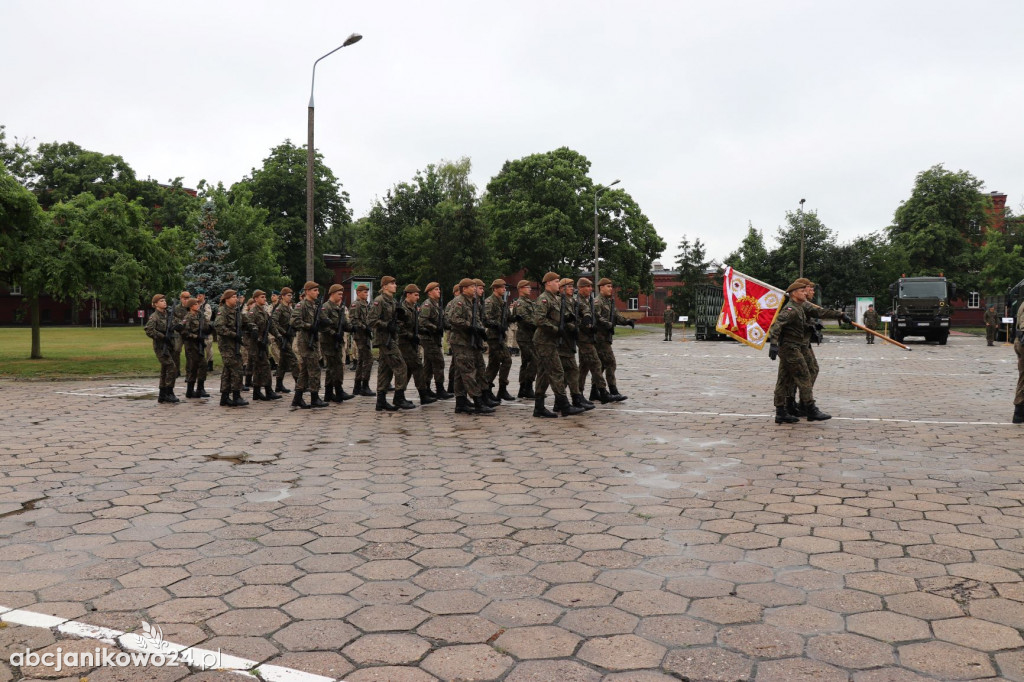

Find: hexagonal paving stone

[614,590,690,616]
[717,624,804,659]
[932,616,1024,650]
[493,625,581,659]
[807,633,896,669]
[421,644,513,681]
[847,611,931,643]
[544,582,617,608]
[560,607,639,637]
[504,660,602,682]
[417,615,502,643]
[343,633,432,665]
[347,604,429,632]
[577,634,666,671]
[206,608,291,636]
[274,620,360,651]
[756,657,849,682]
[415,589,491,615]
[662,647,752,682]
[899,641,996,679]
[687,596,762,624]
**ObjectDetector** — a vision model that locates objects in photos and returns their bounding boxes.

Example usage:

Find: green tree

[239,140,351,289]
[827,233,902,308]
[202,183,285,291]
[183,201,248,300]
[765,209,838,301]
[0,125,34,184]
[888,164,993,292]
[978,230,1024,295]
[27,141,138,209]
[481,147,665,294]
[725,222,770,281]
[666,235,709,317]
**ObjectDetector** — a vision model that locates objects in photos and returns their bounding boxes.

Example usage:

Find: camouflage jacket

[271,303,292,343]
[213,303,240,350]
[366,292,398,349]
[398,299,420,346]
[574,293,599,345]
[532,290,564,345]
[594,295,628,344]
[349,298,371,338]
[145,308,175,355]
[447,293,476,348]
[484,293,508,342]
[418,296,445,344]
[985,309,999,327]
[770,301,842,347]
[290,297,322,352]
[863,309,880,329]
[319,300,346,351]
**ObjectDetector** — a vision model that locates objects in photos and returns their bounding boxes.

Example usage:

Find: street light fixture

[593,179,621,284]
[798,198,806,279]
[306,33,363,281]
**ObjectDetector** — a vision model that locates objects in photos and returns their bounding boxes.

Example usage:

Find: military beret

[458,278,475,289]
[151,294,165,306]
[453,284,461,294]
[517,279,531,289]
[472,278,484,287]
[303,281,320,291]
[356,284,369,292]
[786,277,815,293]
[559,278,574,288]
[542,272,560,284]
[221,289,237,302]
[194,287,206,295]
[328,284,344,295]
[404,283,420,294]
[253,289,266,298]
[598,278,613,286]
[280,287,293,296]
[491,279,506,289]
[271,290,280,296]
[186,298,200,308]
[577,277,593,288]
[425,282,439,294]
[381,276,396,286]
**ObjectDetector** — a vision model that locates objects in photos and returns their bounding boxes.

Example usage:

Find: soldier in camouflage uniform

[419,282,453,400]
[594,278,634,401]
[560,279,594,411]
[1013,300,1024,423]
[471,278,499,407]
[511,280,537,399]
[398,283,436,406]
[145,294,180,403]
[241,296,258,391]
[532,272,585,418]
[367,276,413,411]
[484,279,514,402]
[182,297,210,399]
[575,278,612,403]
[248,290,280,401]
[268,291,281,369]
[348,284,376,397]
[447,278,495,415]
[985,305,1000,347]
[290,281,328,409]
[172,290,190,378]
[445,283,459,395]
[213,289,248,407]
[863,304,880,344]
[272,288,298,395]
[664,305,674,341]
[768,278,850,423]
[320,283,353,403]
[194,289,214,371]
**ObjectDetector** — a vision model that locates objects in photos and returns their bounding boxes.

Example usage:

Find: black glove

[394,307,407,323]
[840,314,853,325]
[627,320,635,329]
[173,322,184,332]
[769,343,778,361]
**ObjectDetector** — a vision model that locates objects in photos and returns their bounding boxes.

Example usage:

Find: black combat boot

[571,394,595,411]
[309,392,329,408]
[419,389,437,405]
[165,386,180,403]
[497,383,516,402]
[394,390,416,410]
[264,384,281,400]
[323,385,335,402]
[292,391,309,409]
[517,383,528,399]
[186,382,196,399]
[376,391,398,412]
[472,395,495,414]
[1013,404,1024,424]
[276,377,292,394]
[197,380,210,398]
[579,392,595,409]
[243,374,252,391]
[775,405,800,424]
[360,380,375,397]
[522,382,535,399]
[252,386,265,401]
[589,386,601,402]
[555,394,585,417]
[446,378,454,394]
[220,392,232,406]
[596,387,614,404]
[335,383,354,401]
[786,397,804,418]
[232,390,249,407]
[434,382,453,400]
[454,395,474,414]
[804,402,831,421]
[482,389,501,407]
[607,384,627,402]
[533,395,558,418]
[157,387,167,403]
[207,359,214,372]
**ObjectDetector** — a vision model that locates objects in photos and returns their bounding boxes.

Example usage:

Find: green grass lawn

[0,326,222,379]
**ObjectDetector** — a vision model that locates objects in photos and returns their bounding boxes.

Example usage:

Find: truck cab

[889,276,955,345]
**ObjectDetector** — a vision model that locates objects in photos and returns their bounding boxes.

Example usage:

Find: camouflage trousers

[252,344,272,388]
[154,348,176,389]
[485,338,512,388]
[275,337,299,383]
[516,334,536,387]
[184,341,207,383]
[355,335,373,382]
[559,350,580,397]
[296,336,321,393]
[323,343,345,386]
[399,341,426,392]
[989,326,998,345]
[782,345,819,399]
[450,344,479,397]
[473,347,487,390]
[577,341,606,393]
[218,342,243,393]
[1015,339,1024,406]
[595,342,619,387]
[423,340,446,387]
[774,343,814,407]
[533,341,566,398]
[240,342,250,375]
[665,323,673,340]
[376,345,408,393]
[270,337,281,366]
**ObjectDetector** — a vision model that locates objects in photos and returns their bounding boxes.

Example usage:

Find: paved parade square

[3,330,1024,681]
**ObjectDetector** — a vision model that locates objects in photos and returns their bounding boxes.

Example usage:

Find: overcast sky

[3,0,1022,265]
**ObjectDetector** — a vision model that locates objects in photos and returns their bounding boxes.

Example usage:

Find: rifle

[566,296,579,353]
[234,302,242,354]
[258,306,272,358]
[500,290,509,336]
[196,305,207,344]
[470,295,485,350]
[437,290,447,336]
[411,303,421,346]
[334,302,351,343]
[308,296,324,350]
[164,303,176,355]
[588,293,597,343]
[557,295,565,348]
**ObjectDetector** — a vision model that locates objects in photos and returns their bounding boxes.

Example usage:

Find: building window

[628,297,638,311]
[968,292,980,309]
[9,284,21,296]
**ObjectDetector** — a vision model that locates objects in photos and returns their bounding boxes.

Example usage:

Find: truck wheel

[938,332,948,346]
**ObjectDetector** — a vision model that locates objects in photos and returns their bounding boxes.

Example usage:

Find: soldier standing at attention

[1013,299,1024,423]
[320,283,353,403]
[367,276,412,411]
[576,278,612,404]
[398,283,435,406]
[272,288,298,395]
[560,278,594,411]
[448,278,495,415]
[145,294,180,403]
[484,279,515,402]
[664,305,674,341]
[985,305,1000,347]
[193,289,214,372]
[445,283,460,395]
[511,280,537,400]
[595,278,634,401]
[182,297,210,399]
[173,290,190,378]
[348,284,376,397]
[419,282,453,400]
[290,281,328,409]
[248,290,280,401]
[863,304,880,344]
[532,272,585,418]
[242,295,259,392]
[268,291,281,370]
[213,289,248,407]
[471,278,498,407]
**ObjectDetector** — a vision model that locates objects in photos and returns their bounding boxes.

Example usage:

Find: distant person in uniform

[862,304,880,344]
[1014,300,1024,423]
[664,305,673,341]
[985,305,999,347]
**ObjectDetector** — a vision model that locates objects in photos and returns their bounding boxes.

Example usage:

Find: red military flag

[716,266,785,349]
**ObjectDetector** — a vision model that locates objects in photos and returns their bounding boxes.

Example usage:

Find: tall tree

[27,141,138,209]
[239,140,351,289]
[183,202,248,302]
[0,125,34,184]
[978,229,1024,296]
[481,147,665,295]
[667,235,709,317]
[764,209,838,300]
[725,222,770,281]
[202,183,285,291]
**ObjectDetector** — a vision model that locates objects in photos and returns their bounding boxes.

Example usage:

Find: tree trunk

[30,295,41,359]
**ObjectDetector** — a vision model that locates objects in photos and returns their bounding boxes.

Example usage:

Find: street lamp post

[798,198,806,279]
[306,33,362,281]
[593,179,621,283]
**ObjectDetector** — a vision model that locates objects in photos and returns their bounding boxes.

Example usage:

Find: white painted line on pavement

[614,408,1011,426]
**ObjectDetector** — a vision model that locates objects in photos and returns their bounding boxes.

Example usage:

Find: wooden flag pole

[849,320,911,351]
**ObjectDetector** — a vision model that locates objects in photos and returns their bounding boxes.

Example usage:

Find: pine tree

[183,201,248,303]
[667,235,709,317]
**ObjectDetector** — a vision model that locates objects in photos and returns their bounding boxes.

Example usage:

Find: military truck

[996,277,1024,342]
[888,276,956,345]
[694,282,730,341]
